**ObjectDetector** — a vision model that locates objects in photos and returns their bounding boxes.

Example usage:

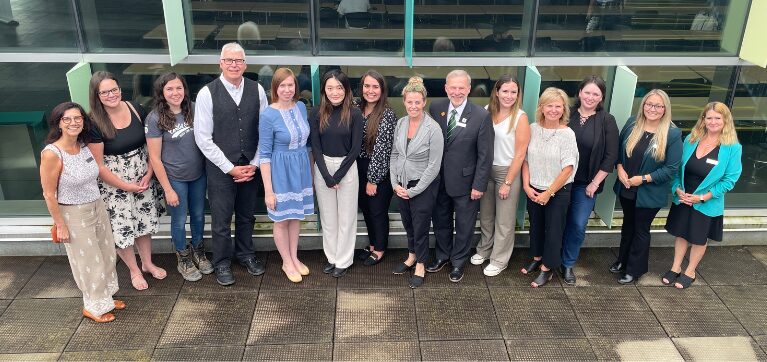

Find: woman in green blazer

[663,102,742,289]
[611,89,682,284]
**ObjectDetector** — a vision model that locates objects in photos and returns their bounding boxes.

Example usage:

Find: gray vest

[208,77,260,163]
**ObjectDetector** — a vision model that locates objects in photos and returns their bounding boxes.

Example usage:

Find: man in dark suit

[427,69,494,282]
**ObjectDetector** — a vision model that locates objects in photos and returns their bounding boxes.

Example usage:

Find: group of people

[40,42,742,323]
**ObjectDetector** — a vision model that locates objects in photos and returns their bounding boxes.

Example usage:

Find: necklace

[540,126,558,142]
[578,109,594,126]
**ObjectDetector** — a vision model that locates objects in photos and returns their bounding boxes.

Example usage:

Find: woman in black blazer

[560,75,619,286]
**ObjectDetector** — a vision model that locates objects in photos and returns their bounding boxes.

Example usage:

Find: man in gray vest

[194,42,268,286]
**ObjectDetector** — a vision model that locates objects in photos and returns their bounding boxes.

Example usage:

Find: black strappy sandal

[521,259,542,275]
[661,270,680,286]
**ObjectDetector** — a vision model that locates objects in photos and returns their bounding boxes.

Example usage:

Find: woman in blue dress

[259,67,314,283]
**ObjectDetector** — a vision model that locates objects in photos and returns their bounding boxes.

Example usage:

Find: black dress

[664,145,723,245]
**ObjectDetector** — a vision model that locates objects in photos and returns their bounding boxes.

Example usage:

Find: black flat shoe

[331,267,348,278]
[521,259,542,275]
[559,266,576,286]
[609,261,625,274]
[618,273,635,284]
[323,262,335,274]
[531,269,553,288]
[675,274,696,289]
[426,259,448,273]
[356,248,372,261]
[449,266,464,283]
[409,274,425,288]
[392,261,414,275]
[363,252,383,266]
[661,270,680,286]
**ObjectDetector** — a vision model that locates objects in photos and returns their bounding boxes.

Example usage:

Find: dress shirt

[194,74,268,174]
[448,97,468,121]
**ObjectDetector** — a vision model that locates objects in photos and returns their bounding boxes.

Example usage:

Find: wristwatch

[699,195,706,203]
[504,179,512,186]
[641,175,648,184]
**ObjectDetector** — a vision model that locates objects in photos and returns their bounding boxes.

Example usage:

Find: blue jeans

[168,174,207,252]
[561,184,597,268]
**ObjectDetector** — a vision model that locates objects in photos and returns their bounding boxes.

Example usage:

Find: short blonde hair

[689,101,739,145]
[535,87,570,126]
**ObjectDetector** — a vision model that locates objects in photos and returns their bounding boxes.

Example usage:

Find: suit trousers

[357,157,394,252]
[477,165,521,268]
[399,179,439,264]
[618,195,661,278]
[206,161,257,268]
[432,179,481,268]
[526,184,571,270]
[314,156,359,269]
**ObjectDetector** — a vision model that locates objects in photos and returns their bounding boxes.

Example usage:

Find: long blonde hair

[626,89,673,161]
[688,101,739,145]
[535,87,570,126]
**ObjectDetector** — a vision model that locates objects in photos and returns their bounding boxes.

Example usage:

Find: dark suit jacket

[428,99,494,197]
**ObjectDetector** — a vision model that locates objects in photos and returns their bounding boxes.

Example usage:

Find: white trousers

[314,156,359,268]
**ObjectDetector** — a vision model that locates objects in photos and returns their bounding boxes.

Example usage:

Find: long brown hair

[488,74,522,134]
[626,89,673,161]
[88,71,121,139]
[152,72,194,131]
[359,70,389,154]
[319,69,353,132]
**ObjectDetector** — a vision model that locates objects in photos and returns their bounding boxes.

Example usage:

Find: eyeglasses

[643,103,666,111]
[98,87,120,97]
[61,116,84,124]
[221,58,246,65]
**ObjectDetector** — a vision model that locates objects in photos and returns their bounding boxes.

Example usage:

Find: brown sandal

[83,309,115,323]
[113,299,126,310]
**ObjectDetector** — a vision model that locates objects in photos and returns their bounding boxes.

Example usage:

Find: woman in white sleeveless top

[40,102,122,323]
[471,75,530,276]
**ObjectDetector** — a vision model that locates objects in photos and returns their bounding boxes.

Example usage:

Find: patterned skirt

[61,199,119,316]
[268,148,314,222]
[99,146,165,249]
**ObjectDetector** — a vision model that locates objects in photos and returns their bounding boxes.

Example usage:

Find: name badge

[456,118,468,128]
[706,158,719,166]
[85,156,94,163]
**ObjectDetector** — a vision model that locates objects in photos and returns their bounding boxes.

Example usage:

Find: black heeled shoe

[521,259,542,275]
[531,269,553,288]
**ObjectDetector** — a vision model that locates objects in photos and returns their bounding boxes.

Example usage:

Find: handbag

[50,145,64,243]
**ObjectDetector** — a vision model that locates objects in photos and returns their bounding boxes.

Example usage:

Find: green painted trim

[740,0,766,66]
[311,63,320,108]
[594,65,637,228]
[162,0,188,66]
[66,62,92,112]
[404,0,414,68]
[516,66,541,229]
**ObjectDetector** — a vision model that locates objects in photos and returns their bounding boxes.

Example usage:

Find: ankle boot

[177,247,202,282]
[191,243,214,275]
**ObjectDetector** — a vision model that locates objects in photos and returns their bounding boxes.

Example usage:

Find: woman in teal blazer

[611,89,682,284]
[663,102,742,289]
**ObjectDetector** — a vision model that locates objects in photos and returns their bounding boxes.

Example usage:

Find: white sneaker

[483,264,507,277]
[470,254,486,265]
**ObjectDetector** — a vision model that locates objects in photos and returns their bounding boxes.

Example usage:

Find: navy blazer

[613,119,683,208]
[670,134,742,217]
[428,99,494,197]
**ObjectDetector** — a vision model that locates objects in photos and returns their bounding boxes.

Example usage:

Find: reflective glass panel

[731,65,767,207]
[185,0,311,55]
[319,0,403,55]
[78,0,168,52]
[535,0,749,56]
[0,0,79,52]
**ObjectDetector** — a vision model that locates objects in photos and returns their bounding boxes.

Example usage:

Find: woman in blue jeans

[559,75,619,285]
[146,72,213,281]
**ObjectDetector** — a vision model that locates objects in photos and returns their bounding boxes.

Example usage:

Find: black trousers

[432,179,481,268]
[206,161,258,267]
[618,196,661,278]
[357,158,394,252]
[399,179,439,264]
[526,184,571,270]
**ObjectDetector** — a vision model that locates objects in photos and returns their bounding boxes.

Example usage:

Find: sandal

[675,274,696,289]
[141,264,167,280]
[130,273,148,291]
[521,259,542,275]
[531,269,553,288]
[113,299,126,310]
[83,309,115,323]
[363,252,384,266]
[661,270,680,286]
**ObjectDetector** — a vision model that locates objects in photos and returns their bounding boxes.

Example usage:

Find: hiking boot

[176,247,202,282]
[191,244,214,275]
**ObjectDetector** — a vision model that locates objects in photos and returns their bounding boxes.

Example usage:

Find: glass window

[731,65,767,207]
[0,63,75,216]
[0,0,79,52]
[537,66,611,101]
[184,0,311,55]
[412,0,531,56]
[535,0,749,56]
[78,0,167,52]
[318,0,403,55]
